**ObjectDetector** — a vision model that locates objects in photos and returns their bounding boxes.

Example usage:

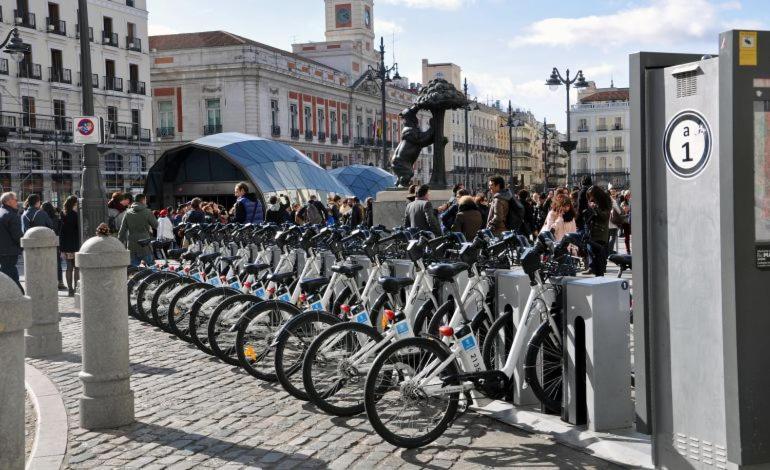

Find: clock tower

[325,0,375,51]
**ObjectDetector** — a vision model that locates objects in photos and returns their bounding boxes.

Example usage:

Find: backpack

[505,197,527,232]
[303,202,322,225]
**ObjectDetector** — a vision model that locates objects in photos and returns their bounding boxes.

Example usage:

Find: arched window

[127,154,146,173]
[598,157,607,170]
[20,149,42,171]
[104,152,123,172]
[0,148,9,171]
[579,158,588,171]
[50,150,72,171]
[614,156,623,169]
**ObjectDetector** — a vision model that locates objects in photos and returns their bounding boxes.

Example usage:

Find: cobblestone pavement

[26,293,622,469]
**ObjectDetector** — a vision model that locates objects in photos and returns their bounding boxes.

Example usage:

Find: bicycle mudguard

[269,309,342,347]
[230,299,303,332]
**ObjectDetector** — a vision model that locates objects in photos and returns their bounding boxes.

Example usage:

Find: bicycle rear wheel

[151,277,196,331]
[208,294,262,365]
[235,300,301,381]
[136,272,178,326]
[523,321,563,411]
[167,283,213,341]
[188,287,240,356]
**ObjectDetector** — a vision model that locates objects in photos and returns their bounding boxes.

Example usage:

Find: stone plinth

[75,235,134,429]
[372,188,454,229]
[21,226,62,357]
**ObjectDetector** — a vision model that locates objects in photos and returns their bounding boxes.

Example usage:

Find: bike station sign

[662,110,712,179]
[73,116,103,145]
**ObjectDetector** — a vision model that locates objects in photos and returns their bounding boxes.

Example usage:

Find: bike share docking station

[628,30,770,469]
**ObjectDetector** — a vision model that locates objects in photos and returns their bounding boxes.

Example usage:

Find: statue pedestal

[373,188,454,229]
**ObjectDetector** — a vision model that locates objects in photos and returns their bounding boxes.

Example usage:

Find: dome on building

[328,165,397,201]
[145,133,352,208]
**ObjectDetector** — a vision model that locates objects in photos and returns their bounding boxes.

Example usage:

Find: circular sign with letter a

[662,110,712,179]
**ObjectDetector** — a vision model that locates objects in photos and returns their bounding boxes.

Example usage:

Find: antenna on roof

[391,31,395,64]
[610,75,614,88]
[291,35,298,44]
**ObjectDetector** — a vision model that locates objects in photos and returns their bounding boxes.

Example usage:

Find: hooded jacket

[0,203,23,256]
[234,193,264,224]
[487,189,513,235]
[451,200,483,241]
[264,202,285,224]
[118,202,158,256]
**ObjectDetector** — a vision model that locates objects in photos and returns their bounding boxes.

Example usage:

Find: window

[107,106,118,134]
[317,108,325,133]
[366,117,373,138]
[20,149,41,171]
[304,106,312,132]
[330,110,337,134]
[614,156,623,169]
[22,96,35,128]
[598,157,607,170]
[578,118,587,130]
[289,103,298,130]
[104,152,122,172]
[613,136,623,150]
[597,117,606,130]
[130,109,140,136]
[206,99,221,126]
[158,101,173,130]
[270,99,279,128]
[579,137,588,150]
[53,99,65,131]
[580,158,588,171]
[342,113,348,137]
[356,115,362,138]
[598,137,607,150]
[614,116,622,130]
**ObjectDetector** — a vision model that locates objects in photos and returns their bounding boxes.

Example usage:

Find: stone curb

[24,363,68,470]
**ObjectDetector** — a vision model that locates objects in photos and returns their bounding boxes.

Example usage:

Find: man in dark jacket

[21,194,55,233]
[486,176,512,235]
[348,197,363,227]
[182,198,206,224]
[0,192,24,291]
[233,182,264,224]
[576,175,592,230]
[309,195,328,222]
[118,194,159,266]
[403,184,441,235]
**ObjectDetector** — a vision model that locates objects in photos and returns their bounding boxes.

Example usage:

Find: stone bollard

[75,235,135,429]
[21,226,62,357]
[0,273,32,470]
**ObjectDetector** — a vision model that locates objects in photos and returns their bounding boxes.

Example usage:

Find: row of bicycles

[126,221,586,448]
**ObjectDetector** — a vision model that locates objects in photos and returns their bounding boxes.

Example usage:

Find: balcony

[128,80,145,95]
[596,146,609,153]
[107,123,150,142]
[0,58,8,75]
[49,67,72,84]
[341,135,349,144]
[14,10,35,29]
[577,147,589,154]
[354,137,365,147]
[78,73,99,88]
[303,130,312,141]
[271,125,280,137]
[203,124,222,135]
[104,76,123,92]
[596,125,608,131]
[290,128,299,140]
[577,126,589,132]
[76,25,94,42]
[330,133,338,144]
[366,137,375,146]
[0,111,74,139]
[612,146,624,152]
[46,18,66,35]
[157,127,175,138]
[318,131,326,142]
[613,124,623,130]
[102,31,119,48]
[126,36,142,52]
[18,63,42,80]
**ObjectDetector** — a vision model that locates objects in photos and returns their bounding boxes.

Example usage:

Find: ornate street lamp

[500,101,524,189]
[545,67,588,187]
[366,37,399,171]
[462,78,479,189]
[0,28,30,61]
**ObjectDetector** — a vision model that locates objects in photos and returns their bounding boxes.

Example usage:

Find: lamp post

[366,37,400,171]
[500,101,523,190]
[462,78,479,189]
[545,67,588,188]
[77,0,106,241]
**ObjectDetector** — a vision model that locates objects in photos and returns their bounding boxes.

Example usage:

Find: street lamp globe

[575,70,589,88]
[4,29,29,62]
[546,68,561,91]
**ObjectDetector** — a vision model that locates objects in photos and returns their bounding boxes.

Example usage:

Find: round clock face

[337,8,351,25]
[364,9,371,27]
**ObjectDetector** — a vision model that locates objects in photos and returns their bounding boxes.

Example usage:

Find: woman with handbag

[608,187,625,254]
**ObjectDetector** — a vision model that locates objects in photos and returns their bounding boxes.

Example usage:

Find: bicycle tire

[303,321,382,416]
[188,287,240,355]
[411,298,436,336]
[235,300,302,381]
[426,299,456,337]
[274,310,343,401]
[167,283,213,341]
[136,272,178,326]
[127,268,154,319]
[369,292,394,333]
[523,320,563,411]
[364,337,460,449]
[481,311,516,371]
[150,277,196,331]
[207,294,262,365]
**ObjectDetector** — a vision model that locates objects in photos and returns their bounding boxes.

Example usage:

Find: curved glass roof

[328,164,397,201]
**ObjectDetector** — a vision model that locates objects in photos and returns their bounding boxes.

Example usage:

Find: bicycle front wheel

[364,337,460,449]
[523,320,563,411]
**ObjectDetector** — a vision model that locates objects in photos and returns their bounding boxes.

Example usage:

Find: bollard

[21,226,62,357]
[75,235,135,429]
[0,273,32,470]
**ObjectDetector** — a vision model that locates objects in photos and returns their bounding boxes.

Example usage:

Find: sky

[147,0,769,132]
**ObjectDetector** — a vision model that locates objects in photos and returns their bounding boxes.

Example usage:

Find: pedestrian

[541,193,577,242]
[621,191,632,254]
[608,188,623,254]
[364,197,374,227]
[474,193,489,225]
[156,209,175,242]
[584,186,612,276]
[348,197,363,227]
[0,191,23,292]
[21,194,55,233]
[576,175,592,230]
[339,198,352,225]
[518,189,536,239]
[440,189,469,232]
[59,195,81,297]
[451,195,483,241]
[309,194,328,222]
[291,203,303,224]
[327,195,341,225]
[265,196,284,224]
[231,182,264,225]
[486,176,513,236]
[403,184,441,236]
[41,201,66,289]
[107,192,126,232]
[297,198,323,225]
[118,193,158,267]
[183,198,206,224]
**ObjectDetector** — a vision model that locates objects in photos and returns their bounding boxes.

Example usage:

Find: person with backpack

[21,194,56,233]
[182,198,206,224]
[486,176,524,235]
[232,182,264,225]
[107,192,131,233]
[297,198,323,225]
[403,184,441,236]
[118,194,158,266]
[308,194,328,223]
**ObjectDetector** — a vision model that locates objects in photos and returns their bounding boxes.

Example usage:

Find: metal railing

[577,126,589,132]
[613,124,623,130]
[0,111,74,136]
[612,146,624,152]
[596,125,608,131]
[595,146,609,153]
[76,25,94,41]
[330,133,338,144]
[126,36,141,52]
[105,123,151,142]
[204,124,222,135]
[128,80,145,94]
[577,147,590,154]
[304,130,313,141]
[18,63,42,80]
[290,128,299,139]
[46,17,66,35]
[49,67,72,84]
[102,31,119,47]
[104,76,123,92]
[14,10,35,29]
[78,73,99,88]
[341,135,349,144]
[271,125,280,137]
[318,131,326,142]
[157,127,175,138]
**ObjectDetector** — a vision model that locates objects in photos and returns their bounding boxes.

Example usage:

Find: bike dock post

[0,273,32,470]
[562,277,632,431]
[75,234,135,429]
[21,226,62,357]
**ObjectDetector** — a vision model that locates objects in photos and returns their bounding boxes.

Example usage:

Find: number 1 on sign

[681,141,692,162]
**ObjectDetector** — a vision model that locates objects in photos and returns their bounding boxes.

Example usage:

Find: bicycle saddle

[331,263,364,278]
[426,262,469,281]
[299,277,330,294]
[198,253,220,264]
[267,271,294,285]
[167,248,186,260]
[378,276,414,294]
[219,255,241,264]
[609,254,632,278]
[243,263,271,275]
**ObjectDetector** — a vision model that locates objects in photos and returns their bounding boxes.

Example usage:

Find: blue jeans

[0,254,23,293]
[130,253,153,267]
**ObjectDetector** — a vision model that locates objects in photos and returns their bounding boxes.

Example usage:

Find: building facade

[570,83,631,189]
[149,0,432,184]
[0,0,154,205]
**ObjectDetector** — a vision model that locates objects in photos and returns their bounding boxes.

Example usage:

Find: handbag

[610,208,627,226]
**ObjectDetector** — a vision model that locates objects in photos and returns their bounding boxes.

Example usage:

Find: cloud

[375,19,404,35]
[509,0,758,49]
[379,0,471,10]
[148,24,179,36]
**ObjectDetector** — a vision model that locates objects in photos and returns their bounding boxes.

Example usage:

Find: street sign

[73,116,102,144]
[662,110,711,179]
